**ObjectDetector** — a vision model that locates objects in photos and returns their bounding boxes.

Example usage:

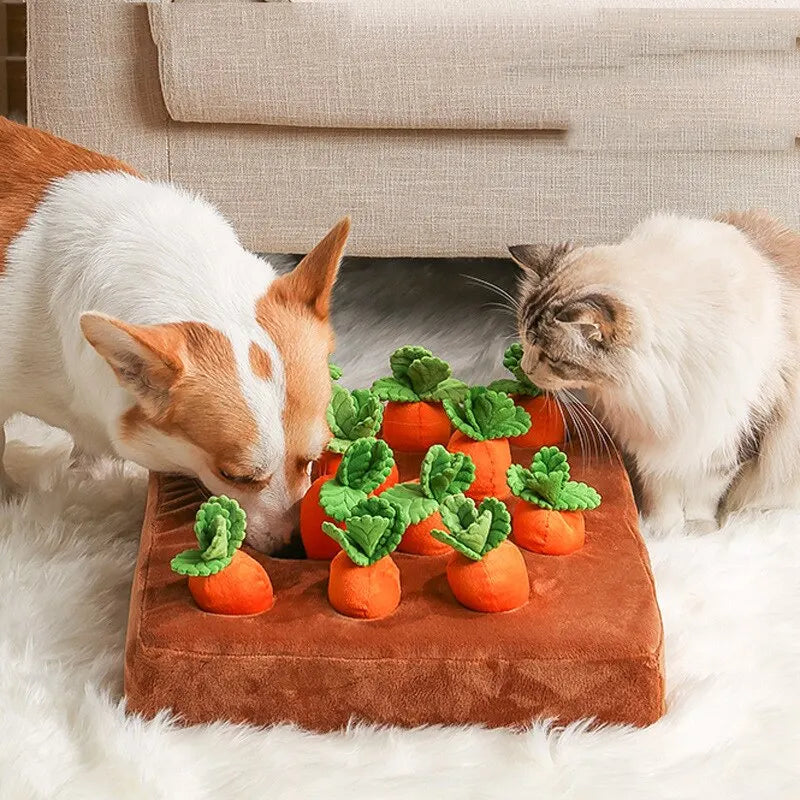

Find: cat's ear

[555,293,630,345]
[508,243,574,281]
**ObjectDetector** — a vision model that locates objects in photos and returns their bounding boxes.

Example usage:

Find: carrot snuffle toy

[321,496,409,619]
[382,444,476,555]
[507,446,601,555]
[431,494,529,613]
[170,496,274,615]
[372,346,468,452]
[443,387,531,502]
[488,343,565,450]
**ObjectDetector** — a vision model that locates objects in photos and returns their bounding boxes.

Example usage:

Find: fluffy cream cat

[511,211,800,534]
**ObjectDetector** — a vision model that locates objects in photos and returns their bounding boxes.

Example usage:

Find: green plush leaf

[433,494,511,560]
[430,527,482,561]
[328,361,343,381]
[487,378,523,395]
[444,387,531,441]
[406,356,451,396]
[344,514,391,558]
[354,495,408,557]
[336,437,394,493]
[390,346,433,380]
[501,343,542,396]
[201,517,229,562]
[419,445,475,503]
[424,377,470,402]
[480,497,512,553]
[326,437,354,455]
[506,464,536,503]
[377,347,464,403]
[371,376,419,403]
[380,482,439,525]
[349,389,384,436]
[554,481,602,511]
[442,398,482,440]
[533,446,571,481]
[326,386,384,446]
[531,451,569,505]
[458,513,492,556]
[323,496,408,565]
[193,496,246,556]
[431,495,485,560]
[326,384,357,439]
[506,447,601,510]
[170,548,231,577]
[318,481,367,521]
[321,521,369,567]
[171,495,247,577]
[438,493,477,537]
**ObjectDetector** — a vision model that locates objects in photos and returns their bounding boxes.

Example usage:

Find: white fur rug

[1,415,798,800]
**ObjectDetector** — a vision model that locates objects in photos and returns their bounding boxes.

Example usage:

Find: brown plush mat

[124,448,665,730]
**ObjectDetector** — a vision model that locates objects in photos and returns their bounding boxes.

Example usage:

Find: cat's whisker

[557,390,606,465]
[462,274,520,310]
[561,389,621,467]
[554,392,590,464]
[482,301,518,318]
[566,398,607,463]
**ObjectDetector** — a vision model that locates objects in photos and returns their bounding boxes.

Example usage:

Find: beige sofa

[27,1,800,257]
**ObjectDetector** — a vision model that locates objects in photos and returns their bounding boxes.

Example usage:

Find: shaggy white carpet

[1,415,798,800]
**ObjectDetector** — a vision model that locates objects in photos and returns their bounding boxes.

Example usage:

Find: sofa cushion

[148,4,800,148]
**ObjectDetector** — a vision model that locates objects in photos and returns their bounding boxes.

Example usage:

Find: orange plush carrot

[300,437,396,559]
[443,387,531,502]
[322,496,409,619]
[489,343,565,450]
[171,496,274,615]
[431,494,529,613]
[372,346,468,452]
[382,444,476,555]
[507,446,601,555]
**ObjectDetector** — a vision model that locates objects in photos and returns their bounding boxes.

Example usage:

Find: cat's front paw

[641,507,685,538]
[685,518,719,536]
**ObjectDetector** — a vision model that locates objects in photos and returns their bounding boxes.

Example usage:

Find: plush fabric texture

[381,401,452,452]
[448,433,513,502]
[397,511,450,556]
[512,507,586,556]
[187,550,274,616]
[445,541,530,614]
[300,476,343,560]
[327,552,401,620]
[124,445,665,730]
[510,395,566,450]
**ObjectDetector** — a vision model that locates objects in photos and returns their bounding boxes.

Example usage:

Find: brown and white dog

[0,118,346,551]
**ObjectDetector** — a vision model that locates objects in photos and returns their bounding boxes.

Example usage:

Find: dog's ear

[271,217,350,319]
[80,312,186,414]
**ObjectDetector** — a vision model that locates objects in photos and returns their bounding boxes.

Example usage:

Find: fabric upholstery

[166,123,800,257]
[124,446,665,731]
[148,2,800,145]
[26,1,800,257]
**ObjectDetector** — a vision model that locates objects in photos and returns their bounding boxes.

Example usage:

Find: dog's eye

[219,469,271,486]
